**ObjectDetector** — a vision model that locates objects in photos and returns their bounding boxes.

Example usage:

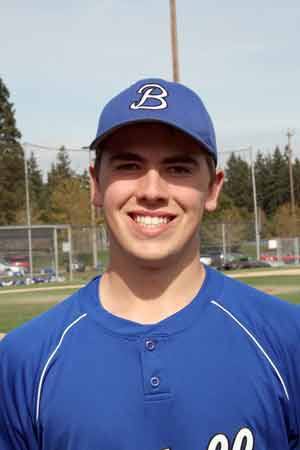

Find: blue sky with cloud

[1,0,300,170]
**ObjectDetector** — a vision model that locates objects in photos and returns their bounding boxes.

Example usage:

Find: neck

[99,248,206,324]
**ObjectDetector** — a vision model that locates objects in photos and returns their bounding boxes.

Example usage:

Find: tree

[266,147,289,217]
[44,146,75,221]
[223,153,253,212]
[272,203,300,238]
[255,151,271,215]
[28,151,46,220]
[48,176,90,225]
[201,191,252,252]
[14,151,46,224]
[47,146,74,190]
[0,77,25,224]
[293,158,300,207]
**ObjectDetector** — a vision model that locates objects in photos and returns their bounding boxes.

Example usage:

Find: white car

[200,256,212,266]
[0,259,25,277]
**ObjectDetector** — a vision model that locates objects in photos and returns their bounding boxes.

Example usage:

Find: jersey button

[150,376,160,388]
[145,339,156,351]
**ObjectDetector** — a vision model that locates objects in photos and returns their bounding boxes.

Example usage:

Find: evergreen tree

[47,146,74,190]
[0,77,25,224]
[293,158,300,207]
[267,146,289,216]
[45,146,75,220]
[48,176,90,225]
[27,151,44,213]
[223,153,253,212]
[255,151,273,216]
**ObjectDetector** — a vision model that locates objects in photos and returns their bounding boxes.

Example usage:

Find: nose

[136,169,169,203]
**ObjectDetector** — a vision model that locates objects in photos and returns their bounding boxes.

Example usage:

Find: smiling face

[90,123,224,269]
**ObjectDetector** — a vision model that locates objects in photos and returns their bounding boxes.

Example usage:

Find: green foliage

[47,146,74,189]
[220,146,299,238]
[0,78,21,143]
[255,151,272,214]
[272,203,300,237]
[0,77,25,225]
[223,153,253,212]
[267,147,290,216]
[294,158,300,206]
[48,175,90,225]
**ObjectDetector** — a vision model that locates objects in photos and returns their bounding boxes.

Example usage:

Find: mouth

[127,212,177,228]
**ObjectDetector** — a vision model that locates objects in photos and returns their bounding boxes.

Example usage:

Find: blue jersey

[0,266,300,450]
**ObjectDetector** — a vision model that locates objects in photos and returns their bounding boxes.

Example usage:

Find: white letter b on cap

[130,84,168,110]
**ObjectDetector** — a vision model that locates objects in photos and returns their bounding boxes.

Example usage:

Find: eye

[167,165,192,175]
[115,163,140,171]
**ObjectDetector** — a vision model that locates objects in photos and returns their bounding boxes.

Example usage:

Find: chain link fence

[1,219,299,284]
[200,220,300,268]
[0,225,109,283]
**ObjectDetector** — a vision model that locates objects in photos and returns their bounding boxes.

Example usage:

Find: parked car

[223,254,271,270]
[65,259,86,273]
[6,255,30,272]
[0,259,25,276]
[40,267,56,276]
[200,251,224,269]
[221,253,244,270]
[200,255,213,266]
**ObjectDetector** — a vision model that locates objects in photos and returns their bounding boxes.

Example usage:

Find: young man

[0,78,299,450]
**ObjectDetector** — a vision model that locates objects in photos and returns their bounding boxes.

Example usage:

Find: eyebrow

[107,151,200,166]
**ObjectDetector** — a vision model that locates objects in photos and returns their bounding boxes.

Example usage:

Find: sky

[1,0,300,173]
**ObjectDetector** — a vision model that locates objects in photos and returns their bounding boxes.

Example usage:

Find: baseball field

[0,267,299,338]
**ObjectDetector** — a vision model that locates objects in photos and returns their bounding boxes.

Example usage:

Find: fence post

[53,227,59,280]
[294,237,299,265]
[222,223,227,262]
[68,226,73,281]
[23,144,33,279]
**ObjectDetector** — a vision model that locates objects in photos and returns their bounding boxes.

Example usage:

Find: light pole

[286,129,296,219]
[286,129,299,262]
[169,0,180,82]
[82,146,98,269]
[249,146,260,260]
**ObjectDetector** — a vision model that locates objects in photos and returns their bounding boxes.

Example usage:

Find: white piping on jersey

[211,300,290,401]
[35,313,88,425]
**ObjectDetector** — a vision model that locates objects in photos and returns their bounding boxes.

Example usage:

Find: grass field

[0,269,299,335]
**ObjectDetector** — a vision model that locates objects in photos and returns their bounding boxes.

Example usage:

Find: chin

[124,242,189,268]
[130,253,176,270]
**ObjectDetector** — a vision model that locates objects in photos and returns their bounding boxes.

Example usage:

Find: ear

[204,170,224,212]
[89,164,103,208]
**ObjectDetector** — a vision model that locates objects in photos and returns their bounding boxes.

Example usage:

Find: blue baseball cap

[90,78,217,165]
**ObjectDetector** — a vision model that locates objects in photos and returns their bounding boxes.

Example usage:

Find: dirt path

[0,284,83,295]
[263,286,300,295]
[229,268,300,278]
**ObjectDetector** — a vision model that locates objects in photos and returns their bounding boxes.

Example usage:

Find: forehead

[100,122,206,158]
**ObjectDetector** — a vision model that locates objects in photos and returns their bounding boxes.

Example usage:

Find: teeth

[133,215,171,227]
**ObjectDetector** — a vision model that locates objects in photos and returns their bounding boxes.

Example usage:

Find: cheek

[102,179,135,209]
[172,185,207,213]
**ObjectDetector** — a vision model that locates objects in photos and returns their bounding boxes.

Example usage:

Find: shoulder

[219,270,299,329]
[0,277,99,430]
[209,268,300,357]
[0,277,98,371]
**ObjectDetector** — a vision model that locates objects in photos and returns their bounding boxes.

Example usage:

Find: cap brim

[89,118,217,165]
